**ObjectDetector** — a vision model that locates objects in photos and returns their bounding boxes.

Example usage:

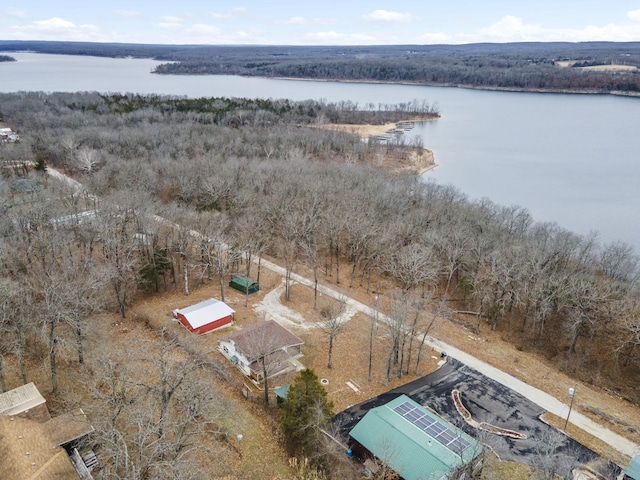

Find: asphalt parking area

[333,358,617,475]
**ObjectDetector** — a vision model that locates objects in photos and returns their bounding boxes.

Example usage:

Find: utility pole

[563,386,576,431]
[368,295,379,381]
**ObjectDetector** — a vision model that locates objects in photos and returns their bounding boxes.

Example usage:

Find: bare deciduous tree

[316,296,349,369]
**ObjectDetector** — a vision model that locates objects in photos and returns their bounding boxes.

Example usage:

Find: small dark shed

[229,275,259,294]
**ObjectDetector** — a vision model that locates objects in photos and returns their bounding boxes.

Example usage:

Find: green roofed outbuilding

[625,454,640,480]
[349,394,483,480]
[274,384,290,407]
[229,275,259,294]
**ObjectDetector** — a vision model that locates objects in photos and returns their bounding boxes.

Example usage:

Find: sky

[2,1,640,46]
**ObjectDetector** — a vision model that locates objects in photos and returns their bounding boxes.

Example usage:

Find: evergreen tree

[280,369,333,453]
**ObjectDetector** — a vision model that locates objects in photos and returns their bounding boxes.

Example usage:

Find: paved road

[258,257,639,461]
[46,166,640,461]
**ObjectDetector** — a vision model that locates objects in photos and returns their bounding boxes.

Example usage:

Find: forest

[2,39,640,93]
[1,91,639,479]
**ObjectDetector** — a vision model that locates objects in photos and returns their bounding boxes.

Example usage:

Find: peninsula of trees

[2,40,640,94]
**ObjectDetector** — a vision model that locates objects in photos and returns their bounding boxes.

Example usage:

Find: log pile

[452,389,527,440]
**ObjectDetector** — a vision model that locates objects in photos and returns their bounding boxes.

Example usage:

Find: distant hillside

[2,40,640,94]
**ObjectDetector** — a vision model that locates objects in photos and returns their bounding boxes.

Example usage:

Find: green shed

[229,275,260,294]
[274,384,290,407]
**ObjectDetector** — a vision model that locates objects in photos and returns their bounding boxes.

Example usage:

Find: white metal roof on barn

[0,382,46,416]
[176,298,235,329]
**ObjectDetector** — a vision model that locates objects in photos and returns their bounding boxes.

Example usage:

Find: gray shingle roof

[0,383,46,416]
[227,320,303,363]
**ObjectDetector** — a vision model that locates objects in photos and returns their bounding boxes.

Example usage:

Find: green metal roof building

[626,454,640,480]
[229,275,260,294]
[349,394,483,480]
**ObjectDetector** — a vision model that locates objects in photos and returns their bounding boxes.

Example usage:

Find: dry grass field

[555,60,639,72]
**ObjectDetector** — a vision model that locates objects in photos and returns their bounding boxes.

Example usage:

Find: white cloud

[575,22,636,42]
[155,22,183,31]
[279,16,338,26]
[436,15,640,44]
[282,16,307,25]
[33,17,76,29]
[211,7,246,21]
[475,15,542,41]
[233,29,263,41]
[628,9,640,22]
[113,10,140,18]
[1,7,28,19]
[189,23,222,35]
[303,31,377,45]
[5,17,103,41]
[416,32,454,44]
[175,24,265,45]
[160,16,184,23]
[363,10,416,23]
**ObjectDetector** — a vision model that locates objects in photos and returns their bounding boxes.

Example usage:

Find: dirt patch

[255,281,442,412]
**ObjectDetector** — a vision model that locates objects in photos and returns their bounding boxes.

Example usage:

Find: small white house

[218,320,303,382]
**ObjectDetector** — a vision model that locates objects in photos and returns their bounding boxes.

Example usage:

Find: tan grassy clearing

[555,60,638,72]
[579,64,638,72]
[480,449,544,480]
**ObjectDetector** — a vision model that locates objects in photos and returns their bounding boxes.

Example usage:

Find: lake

[1,52,638,250]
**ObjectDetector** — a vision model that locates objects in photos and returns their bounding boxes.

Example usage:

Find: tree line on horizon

[2,39,639,93]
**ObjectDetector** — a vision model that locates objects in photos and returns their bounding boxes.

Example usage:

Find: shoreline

[149,67,640,97]
[319,117,437,138]
[316,118,438,176]
[269,75,640,97]
[7,51,638,98]
[412,150,438,176]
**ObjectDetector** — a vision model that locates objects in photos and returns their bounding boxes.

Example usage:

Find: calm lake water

[1,53,638,250]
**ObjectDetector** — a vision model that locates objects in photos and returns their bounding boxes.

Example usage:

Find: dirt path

[255,280,357,331]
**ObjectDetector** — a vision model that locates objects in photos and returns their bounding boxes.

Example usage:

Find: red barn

[173,298,235,335]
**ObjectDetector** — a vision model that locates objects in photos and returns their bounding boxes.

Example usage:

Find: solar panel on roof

[395,402,412,414]
[393,401,471,453]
